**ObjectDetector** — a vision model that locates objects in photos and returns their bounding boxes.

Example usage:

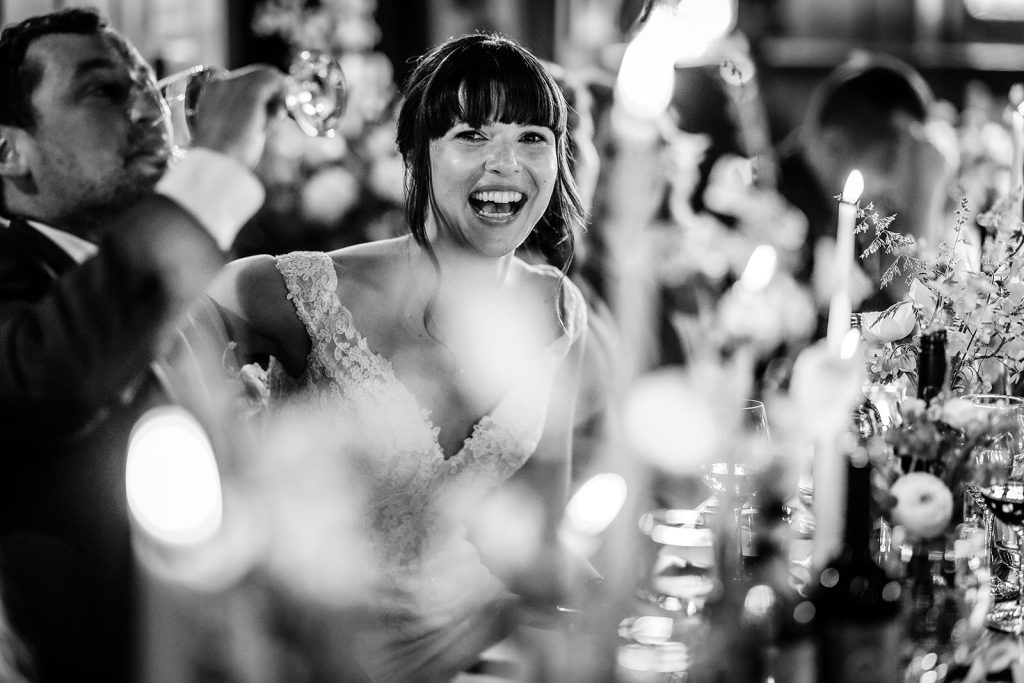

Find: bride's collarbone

[391,345,501,415]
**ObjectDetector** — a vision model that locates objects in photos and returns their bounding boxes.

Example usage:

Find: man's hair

[0,7,112,130]
[804,52,933,147]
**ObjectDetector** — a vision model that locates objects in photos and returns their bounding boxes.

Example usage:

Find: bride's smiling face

[428,119,557,258]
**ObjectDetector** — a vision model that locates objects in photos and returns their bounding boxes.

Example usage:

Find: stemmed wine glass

[964,394,1024,610]
[699,400,771,570]
[156,49,348,154]
[699,400,770,512]
[977,482,1024,633]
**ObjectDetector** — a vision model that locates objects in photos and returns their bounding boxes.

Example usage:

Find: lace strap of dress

[531,264,588,355]
[274,251,343,348]
[559,276,587,345]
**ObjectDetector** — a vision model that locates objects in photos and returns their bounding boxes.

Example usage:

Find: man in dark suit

[0,8,285,681]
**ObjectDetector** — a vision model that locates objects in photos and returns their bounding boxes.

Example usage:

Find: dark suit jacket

[0,195,228,682]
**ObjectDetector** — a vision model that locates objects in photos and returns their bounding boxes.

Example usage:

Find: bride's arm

[205,255,311,377]
[505,324,590,610]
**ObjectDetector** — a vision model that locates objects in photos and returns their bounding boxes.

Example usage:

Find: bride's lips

[468,189,526,220]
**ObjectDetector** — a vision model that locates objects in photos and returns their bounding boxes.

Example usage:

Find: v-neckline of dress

[328,295,505,463]
[284,250,578,463]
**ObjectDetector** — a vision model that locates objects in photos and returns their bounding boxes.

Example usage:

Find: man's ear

[0,127,29,178]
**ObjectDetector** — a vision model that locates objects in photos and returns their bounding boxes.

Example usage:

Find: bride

[206,33,588,680]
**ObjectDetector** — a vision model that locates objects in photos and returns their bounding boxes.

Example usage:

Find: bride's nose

[483,139,520,174]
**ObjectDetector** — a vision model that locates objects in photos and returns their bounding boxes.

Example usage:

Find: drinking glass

[699,400,770,513]
[637,509,717,616]
[977,483,1024,633]
[964,394,1024,612]
[156,49,347,154]
[697,400,770,576]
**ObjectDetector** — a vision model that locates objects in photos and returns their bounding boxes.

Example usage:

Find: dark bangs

[396,33,584,283]
[420,40,566,139]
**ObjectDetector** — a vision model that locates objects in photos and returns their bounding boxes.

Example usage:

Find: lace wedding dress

[269,251,586,681]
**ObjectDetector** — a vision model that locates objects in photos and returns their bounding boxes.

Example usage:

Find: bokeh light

[126,406,223,546]
[565,472,629,536]
[614,2,677,119]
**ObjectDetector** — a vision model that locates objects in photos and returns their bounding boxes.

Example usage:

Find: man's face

[13,31,171,230]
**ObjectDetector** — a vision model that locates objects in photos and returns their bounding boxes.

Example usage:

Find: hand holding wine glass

[186,65,289,168]
[156,50,348,167]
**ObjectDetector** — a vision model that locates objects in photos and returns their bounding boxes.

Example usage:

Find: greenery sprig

[861,195,1024,394]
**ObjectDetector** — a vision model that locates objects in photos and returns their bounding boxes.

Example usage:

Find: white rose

[890,472,954,539]
[859,302,916,344]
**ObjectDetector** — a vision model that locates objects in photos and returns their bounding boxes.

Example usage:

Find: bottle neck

[917,333,947,402]
[842,456,873,556]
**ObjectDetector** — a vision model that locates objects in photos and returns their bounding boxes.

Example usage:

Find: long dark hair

[394,33,586,334]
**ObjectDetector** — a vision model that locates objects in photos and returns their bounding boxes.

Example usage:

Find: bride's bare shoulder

[514,257,566,300]
[210,254,288,314]
[207,254,310,371]
[329,237,411,293]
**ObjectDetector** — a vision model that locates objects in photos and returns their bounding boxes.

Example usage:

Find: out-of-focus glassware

[156,49,347,154]
[616,615,692,682]
[700,400,770,512]
[864,380,906,430]
[963,394,1024,617]
[699,399,770,571]
[637,509,717,616]
[977,482,1024,633]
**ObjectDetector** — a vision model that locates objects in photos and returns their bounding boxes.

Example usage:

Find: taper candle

[826,170,864,354]
[1011,103,1024,219]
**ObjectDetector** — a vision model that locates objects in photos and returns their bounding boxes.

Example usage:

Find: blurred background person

[0,8,285,681]
[774,51,959,315]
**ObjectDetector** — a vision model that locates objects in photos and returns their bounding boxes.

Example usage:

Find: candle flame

[739,244,777,292]
[839,328,861,360]
[1017,101,1024,116]
[842,170,864,204]
[842,170,864,203]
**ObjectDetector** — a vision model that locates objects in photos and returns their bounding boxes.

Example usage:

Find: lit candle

[738,244,777,292]
[826,170,864,354]
[788,339,866,569]
[1011,103,1024,219]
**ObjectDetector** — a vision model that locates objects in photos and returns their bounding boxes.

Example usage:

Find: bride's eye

[520,130,553,145]
[453,128,486,142]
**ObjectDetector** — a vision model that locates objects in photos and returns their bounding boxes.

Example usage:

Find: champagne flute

[156,49,347,154]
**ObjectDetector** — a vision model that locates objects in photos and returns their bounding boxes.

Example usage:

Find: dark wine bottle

[813,449,902,683]
[917,329,947,404]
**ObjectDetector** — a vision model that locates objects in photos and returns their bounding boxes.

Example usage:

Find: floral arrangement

[654,143,817,358]
[859,79,1024,396]
[236,0,403,256]
[871,392,1024,540]
[859,190,1024,396]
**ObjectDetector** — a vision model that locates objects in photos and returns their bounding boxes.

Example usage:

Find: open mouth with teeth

[469,190,526,219]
